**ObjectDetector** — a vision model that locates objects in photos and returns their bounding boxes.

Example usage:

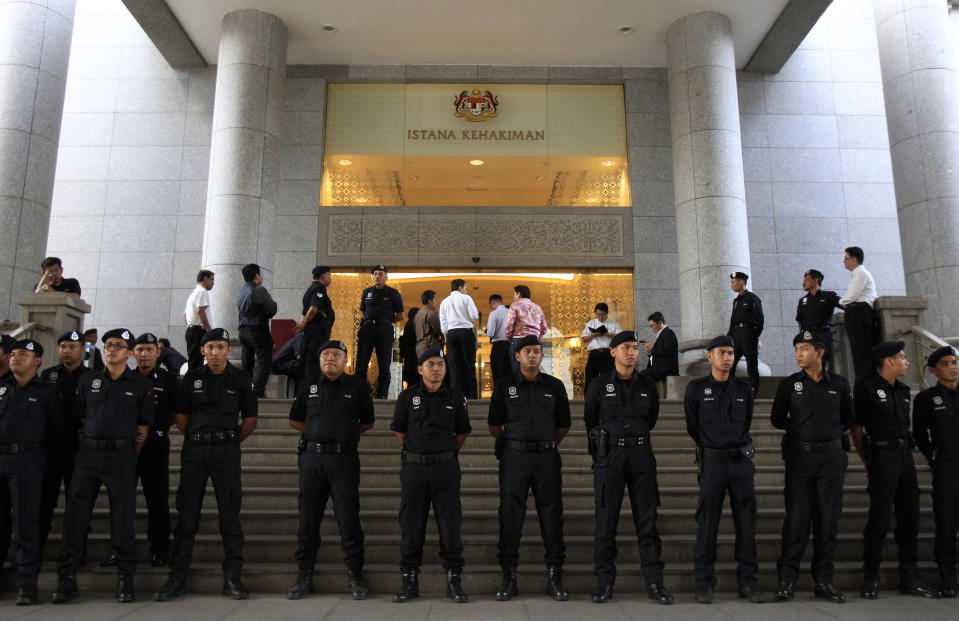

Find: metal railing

[908,325,954,389]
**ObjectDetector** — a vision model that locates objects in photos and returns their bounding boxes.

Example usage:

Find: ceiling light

[585,197,599,203]
[338,159,352,166]
[469,159,484,166]
[322,24,336,32]
[409,175,419,180]
[354,197,367,203]
[601,160,616,167]
[618,25,633,34]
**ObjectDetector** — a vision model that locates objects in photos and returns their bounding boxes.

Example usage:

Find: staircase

[33,398,936,595]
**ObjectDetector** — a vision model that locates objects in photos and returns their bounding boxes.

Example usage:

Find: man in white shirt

[439,279,480,398]
[486,295,510,383]
[839,246,878,384]
[182,270,214,370]
[580,302,621,391]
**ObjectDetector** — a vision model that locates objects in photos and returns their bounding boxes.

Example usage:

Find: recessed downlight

[355,197,367,203]
[585,197,599,203]
[338,159,352,166]
[469,159,484,166]
[601,160,617,167]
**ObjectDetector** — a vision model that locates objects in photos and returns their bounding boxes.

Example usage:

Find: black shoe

[591,584,613,603]
[815,583,846,603]
[15,586,37,606]
[51,575,78,604]
[900,564,940,599]
[546,565,568,601]
[739,585,766,603]
[223,578,249,600]
[100,552,118,567]
[695,585,713,604]
[348,569,370,600]
[287,572,313,600]
[647,583,673,605]
[446,568,468,603]
[392,567,419,603]
[155,577,186,602]
[495,566,517,601]
[116,574,135,603]
[151,552,168,567]
[775,581,795,601]
[940,576,958,598]
[860,577,879,600]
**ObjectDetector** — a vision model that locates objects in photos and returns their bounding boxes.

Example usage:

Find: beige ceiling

[165,0,790,67]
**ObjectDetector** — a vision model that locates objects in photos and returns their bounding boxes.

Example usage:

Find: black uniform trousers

[844,303,875,385]
[729,327,760,393]
[777,447,847,584]
[169,440,244,580]
[863,445,920,577]
[446,328,477,399]
[302,326,331,385]
[295,451,364,573]
[185,325,206,370]
[497,447,565,567]
[0,451,44,587]
[593,445,664,586]
[239,325,273,396]
[399,460,464,569]
[38,432,79,556]
[58,446,138,577]
[489,341,511,383]
[694,455,759,588]
[137,430,170,556]
[933,459,959,576]
[584,349,613,393]
[355,323,394,398]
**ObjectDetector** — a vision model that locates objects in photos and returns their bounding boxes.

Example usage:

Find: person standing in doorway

[439,279,480,399]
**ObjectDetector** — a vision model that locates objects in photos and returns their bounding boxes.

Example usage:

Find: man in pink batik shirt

[504,285,548,374]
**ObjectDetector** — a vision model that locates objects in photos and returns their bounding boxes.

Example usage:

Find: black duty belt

[362,318,389,326]
[610,434,649,448]
[189,431,238,444]
[732,323,752,329]
[303,440,357,454]
[791,438,843,452]
[80,436,134,450]
[402,450,456,464]
[703,444,755,459]
[0,442,42,455]
[871,437,907,449]
[503,439,557,453]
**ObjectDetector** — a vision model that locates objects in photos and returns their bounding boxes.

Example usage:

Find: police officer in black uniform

[585,331,673,605]
[286,340,374,601]
[0,335,13,381]
[685,335,765,604]
[295,266,335,385]
[390,348,471,604]
[771,331,855,603]
[852,341,938,599]
[728,272,763,396]
[355,265,404,398]
[0,339,56,605]
[913,346,959,597]
[53,329,154,605]
[156,328,258,602]
[795,270,842,371]
[488,334,570,602]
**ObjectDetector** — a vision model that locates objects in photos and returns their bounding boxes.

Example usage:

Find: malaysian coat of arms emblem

[454,89,498,121]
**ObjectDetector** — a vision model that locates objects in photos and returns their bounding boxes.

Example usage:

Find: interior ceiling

[165,0,790,67]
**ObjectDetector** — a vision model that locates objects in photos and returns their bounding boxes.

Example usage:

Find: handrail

[908,325,954,389]
[7,322,37,339]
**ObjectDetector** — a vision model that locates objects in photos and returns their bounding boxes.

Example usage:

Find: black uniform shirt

[176,363,257,433]
[854,375,911,441]
[302,281,335,329]
[795,289,842,331]
[584,369,660,436]
[771,370,855,442]
[157,347,187,374]
[684,375,754,449]
[40,363,88,435]
[142,366,178,430]
[289,372,374,443]
[359,284,403,322]
[913,382,959,462]
[0,375,57,444]
[0,371,10,383]
[390,384,471,454]
[76,367,155,439]
[488,372,571,441]
[728,291,764,334]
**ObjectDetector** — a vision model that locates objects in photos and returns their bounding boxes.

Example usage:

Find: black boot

[348,569,371,600]
[15,585,37,606]
[116,574,135,603]
[546,565,568,601]
[392,567,419,603]
[900,563,940,598]
[287,570,314,600]
[495,566,518,601]
[940,568,958,598]
[51,575,78,604]
[446,568,468,603]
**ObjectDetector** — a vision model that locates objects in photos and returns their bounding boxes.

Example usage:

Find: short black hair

[647,311,665,324]
[594,302,609,313]
[421,290,436,305]
[451,278,466,292]
[40,257,62,270]
[196,270,214,283]
[514,285,530,299]
[489,294,502,304]
[241,263,260,282]
[845,246,864,264]
[804,269,824,285]
[158,338,171,347]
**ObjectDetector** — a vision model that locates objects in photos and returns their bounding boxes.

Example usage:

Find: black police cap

[11,339,43,357]
[0,334,15,353]
[371,264,388,274]
[313,265,330,277]
[417,348,444,365]
[514,334,541,352]
[610,331,638,348]
[707,335,734,351]
[871,340,905,361]
[102,328,134,348]
[927,345,957,367]
[729,271,749,282]
[200,328,231,345]
[793,330,825,349]
[135,333,158,346]
[318,340,348,355]
[57,330,83,344]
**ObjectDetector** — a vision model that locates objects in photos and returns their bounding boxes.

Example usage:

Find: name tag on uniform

[124,391,134,397]
[544,393,553,398]
[736,398,744,403]
[344,393,352,399]
[640,393,648,398]
[445,405,454,410]
[27,397,38,403]
[226,389,236,395]
[827,390,837,395]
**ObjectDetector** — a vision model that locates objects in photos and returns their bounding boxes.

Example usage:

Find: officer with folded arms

[771,331,854,603]
[684,335,765,604]
[286,340,374,601]
[156,328,258,602]
[390,348,471,604]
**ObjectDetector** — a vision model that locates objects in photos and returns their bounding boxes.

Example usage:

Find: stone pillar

[0,0,76,321]
[18,292,90,372]
[201,9,287,333]
[666,12,751,372]
[874,0,959,338]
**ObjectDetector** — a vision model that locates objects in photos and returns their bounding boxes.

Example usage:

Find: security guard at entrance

[488,334,570,602]
[355,265,404,398]
[771,331,855,603]
[53,329,154,605]
[390,348,471,604]
[286,340,374,601]
[156,328,258,602]
[295,265,335,384]
[0,339,56,605]
[795,269,842,370]
[684,335,765,604]
[728,272,763,395]
[852,341,938,599]
[584,330,673,605]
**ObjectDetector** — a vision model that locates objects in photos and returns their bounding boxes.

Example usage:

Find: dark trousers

[446,328,477,399]
[933,461,959,577]
[0,451,44,587]
[295,451,364,572]
[38,432,79,558]
[584,349,613,393]
[694,455,759,588]
[169,440,244,580]
[239,325,273,396]
[730,327,760,393]
[497,448,565,567]
[844,303,876,385]
[489,341,511,383]
[355,323,394,398]
[185,325,206,370]
[593,445,664,586]
[777,447,847,584]
[303,326,331,384]
[863,445,920,577]
[138,430,171,556]
[58,446,138,577]
[399,460,464,569]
